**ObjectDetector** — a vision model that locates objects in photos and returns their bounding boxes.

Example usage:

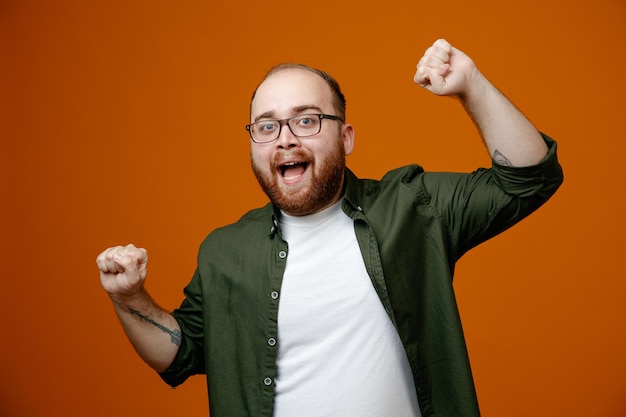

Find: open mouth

[279,161,309,180]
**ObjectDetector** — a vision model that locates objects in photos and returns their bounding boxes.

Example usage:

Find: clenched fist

[414,38,478,97]
[96,244,149,299]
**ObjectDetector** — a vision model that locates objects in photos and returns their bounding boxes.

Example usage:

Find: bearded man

[96,39,563,417]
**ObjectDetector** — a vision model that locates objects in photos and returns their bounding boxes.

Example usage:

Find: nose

[276,122,301,149]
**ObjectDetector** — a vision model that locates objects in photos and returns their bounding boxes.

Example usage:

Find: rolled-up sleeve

[158,269,206,387]
[491,133,563,198]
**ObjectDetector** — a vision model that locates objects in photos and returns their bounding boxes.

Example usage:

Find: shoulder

[344,165,431,213]
[345,164,426,195]
[199,203,274,251]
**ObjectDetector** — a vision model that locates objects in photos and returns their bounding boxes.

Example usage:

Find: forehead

[250,68,334,120]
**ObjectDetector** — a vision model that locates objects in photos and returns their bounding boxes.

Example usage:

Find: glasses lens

[289,114,321,137]
[252,120,281,143]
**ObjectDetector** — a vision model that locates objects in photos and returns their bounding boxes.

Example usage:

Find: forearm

[459,70,548,167]
[109,289,181,372]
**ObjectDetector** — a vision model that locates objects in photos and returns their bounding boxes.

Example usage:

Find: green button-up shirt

[160,135,563,417]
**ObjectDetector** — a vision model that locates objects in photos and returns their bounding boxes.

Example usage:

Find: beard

[251,139,346,216]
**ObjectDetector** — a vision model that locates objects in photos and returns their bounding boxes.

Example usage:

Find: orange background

[1,0,625,416]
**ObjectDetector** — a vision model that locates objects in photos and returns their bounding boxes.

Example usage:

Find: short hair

[250,63,347,121]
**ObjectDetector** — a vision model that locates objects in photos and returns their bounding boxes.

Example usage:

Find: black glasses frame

[245,113,344,143]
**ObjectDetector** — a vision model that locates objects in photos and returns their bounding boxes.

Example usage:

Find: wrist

[458,68,489,104]
[108,287,151,310]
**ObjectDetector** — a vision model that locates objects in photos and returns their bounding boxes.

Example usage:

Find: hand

[414,39,477,97]
[96,244,149,299]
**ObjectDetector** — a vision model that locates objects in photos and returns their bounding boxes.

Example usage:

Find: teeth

[280,161,305,179]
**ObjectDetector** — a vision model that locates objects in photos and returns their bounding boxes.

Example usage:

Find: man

[96,39,563,417]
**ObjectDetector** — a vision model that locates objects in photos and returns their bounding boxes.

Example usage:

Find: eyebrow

[254,105,324,122]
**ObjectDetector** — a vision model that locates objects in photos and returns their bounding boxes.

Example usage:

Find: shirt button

[268,337,276,346]
[278,250,287,259]
[264,377,272,386]
[271,291,279,300]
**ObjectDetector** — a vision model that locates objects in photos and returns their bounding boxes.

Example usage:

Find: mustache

[271,150,313,169]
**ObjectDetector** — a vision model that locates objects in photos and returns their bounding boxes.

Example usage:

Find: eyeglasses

[245,113,344,143]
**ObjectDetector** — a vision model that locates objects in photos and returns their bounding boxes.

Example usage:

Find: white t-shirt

[273,200,421,417]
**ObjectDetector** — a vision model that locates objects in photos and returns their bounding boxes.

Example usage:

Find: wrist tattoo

[129,308,182,346]
[493,149,513,167]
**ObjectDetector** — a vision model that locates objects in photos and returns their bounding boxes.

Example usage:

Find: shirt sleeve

[158,268,206,387]
[420,133,563,259]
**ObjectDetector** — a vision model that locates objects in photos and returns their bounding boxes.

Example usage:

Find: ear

[341,124,355,156]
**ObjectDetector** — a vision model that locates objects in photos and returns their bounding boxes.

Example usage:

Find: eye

[295,115,317,128]
[257,121,278,134]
